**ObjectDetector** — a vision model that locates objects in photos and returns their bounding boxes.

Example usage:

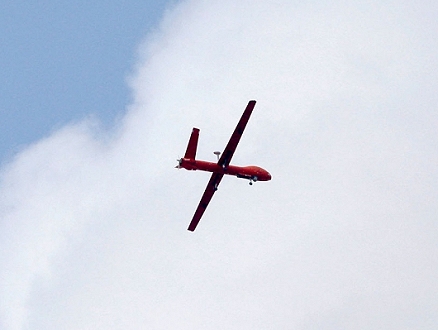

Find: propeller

[175,157,182,169]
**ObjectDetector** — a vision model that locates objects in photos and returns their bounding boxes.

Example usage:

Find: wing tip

[187,222,198,231]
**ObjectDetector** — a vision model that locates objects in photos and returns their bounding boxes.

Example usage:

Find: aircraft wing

[187,172,224,231]
[217,100,256,168]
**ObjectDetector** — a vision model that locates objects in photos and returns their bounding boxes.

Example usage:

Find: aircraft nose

[262,169,271,181]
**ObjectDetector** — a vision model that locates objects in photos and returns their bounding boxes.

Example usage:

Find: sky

[0,0,170,163]
[1,1,438,329]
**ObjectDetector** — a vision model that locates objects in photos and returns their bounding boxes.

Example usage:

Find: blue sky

[0,1,171,163]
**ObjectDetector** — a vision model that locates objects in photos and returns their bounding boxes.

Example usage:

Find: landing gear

[238,174,258,185]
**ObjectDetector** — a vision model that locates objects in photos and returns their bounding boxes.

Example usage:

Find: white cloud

[1,0,438,329]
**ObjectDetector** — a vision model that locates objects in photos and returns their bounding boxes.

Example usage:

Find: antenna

[213,151,221,161]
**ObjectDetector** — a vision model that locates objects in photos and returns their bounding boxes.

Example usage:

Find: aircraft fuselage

[179,158,271,182]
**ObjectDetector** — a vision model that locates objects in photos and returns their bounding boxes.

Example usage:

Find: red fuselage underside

[180,158,271,181]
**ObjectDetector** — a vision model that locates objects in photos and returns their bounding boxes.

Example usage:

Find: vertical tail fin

[184,128,199,160]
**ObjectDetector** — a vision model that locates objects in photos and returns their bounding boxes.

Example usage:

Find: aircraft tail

[184,128,199,160]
